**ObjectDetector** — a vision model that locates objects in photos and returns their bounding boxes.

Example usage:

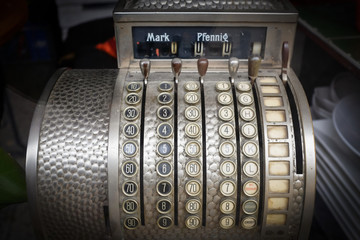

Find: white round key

[185,199,201,214]
[185,216,201,229]
[238,93,253,105]
[184,81,199,91]
[240,107,256,121]
[185,180,201,196]
[243,141,258,157]
[219,141,235,158]
[243,181,259,196]
[242,123,257,138]
[220,180,236,196]
[217,92,233,105]
[185,106,201,121]
[241,217,257,229]
[185,122,201,138]
[184,92,200,104]
[216,81,231,91]
[218,106,234,121]
[185,141,201,157]
[220,160,236,177]
[219,216,235,229]
[237,82,251,92]
[243,161,259,177]
[219,123,235,139]
[220,199,236,214]
[185,160,201,177]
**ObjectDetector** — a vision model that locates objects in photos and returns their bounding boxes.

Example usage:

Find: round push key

[123,141,138,157]
[185,106,201,121]
[122,161,138,177]
[243,200,258,214]
[124,107,139,121]
[185,199,201,214]
[124,217,139,230]
[220,216,235,229]
[220,180,236,196]
[157,216,173,229]
[185,216,201,229]
[220,199,236,214]
[123,199,138,214]
[216,81,231,91]
[159,82,173,92]
[184,92,200,105]
[156,199,172,214]
[242,123,257,138]
[126,82,142,92]
[158,93,173,105]
[123,123,139,138]
[219,123,235,139]
[185,180,201,196]
[157,106,173,120]
[126,93,141,105]
[218,106,234,122]
[185,160,201,177]
[220,160,236,177]
[156,180,173,196]
[185,122,201,138]
[184,81,199,92]
[157,141,173,157]
[217,92,233,105]
[156,161,172,177]
[241,217,257,229]
[157,122,173,138]
[122,181,138,196]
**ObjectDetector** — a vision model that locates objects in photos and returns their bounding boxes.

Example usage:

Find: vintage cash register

[26,0,316,239]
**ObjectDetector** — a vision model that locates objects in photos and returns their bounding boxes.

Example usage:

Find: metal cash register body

[26,0,316,239]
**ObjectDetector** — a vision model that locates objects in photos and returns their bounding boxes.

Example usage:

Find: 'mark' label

[146,33,170,42]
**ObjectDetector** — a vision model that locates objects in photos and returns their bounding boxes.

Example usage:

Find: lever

[281,41,289,84]
[197,58,209,84]
[140,58,151,84]
[248,42,262,86]
[171,58,182,84]
[228,57,239,84]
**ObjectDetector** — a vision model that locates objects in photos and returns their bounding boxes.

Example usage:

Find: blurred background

[0,0,359,239]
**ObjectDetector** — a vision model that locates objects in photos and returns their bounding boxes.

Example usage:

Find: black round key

[158,93,173,104]
[123,181,138,196]
[124,107,139,120]
[157,161,172,177]
[122,161,137,177]
[126,94,141,105]
[157,123,173,138]
[159,82,173,91]
[157,106,173,120]
[123,199,138,213]
[157,142,172,157]
[157,216,173,229]
[157,199,172,213]
[124,217,139,229]
[157,180,172,196]
[124,123,139,138]
[123,141,138,157]
[127,82,142,92]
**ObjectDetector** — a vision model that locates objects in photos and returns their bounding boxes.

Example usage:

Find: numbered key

[158,93,173,105]
[124,107,139,121]
[219,141,235,158]
[157,122,173,138]
[185,141,201,157]
[220,160,236,177]
[156,161,172,177]
[216,81,231,91]
[220,180,236,196]
[184,92,200,105]
[157,106,173,120]
[185,122,201,138]
[185,180,201,196]
[237,82,251,92]
[122,181,138,196]
[185,199,201,214]
[156,199,172,214]
[122,161,138,177]
[126,93,141,105]
[219,123,235,139]
[218,106,234,121]
[126,82,142,92]
[185,160,201,177]
[123,141,138,157]
[124,217,139,230]
[157,141,173,157]
[123,123,139,138]
[185,216,201,229]
[159,82,173,92]
[185,106,201,121]
[217,92,233,105]
[123,199,138,214]
[220,199,236,214]
[184,81,199,91]
[220,216,235,229]
[156,180,173,196]
[157,216,173,229]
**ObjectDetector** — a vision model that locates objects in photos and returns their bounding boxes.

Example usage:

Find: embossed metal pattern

[127,0,286,11]
[36,69,117,239]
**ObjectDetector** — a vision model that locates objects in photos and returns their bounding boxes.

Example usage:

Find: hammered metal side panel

[37,69,117,240]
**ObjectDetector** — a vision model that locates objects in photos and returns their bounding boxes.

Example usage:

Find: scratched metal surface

[36,69,116,239]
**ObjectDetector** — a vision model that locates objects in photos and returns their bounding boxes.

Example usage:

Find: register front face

[26,1,316,239]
